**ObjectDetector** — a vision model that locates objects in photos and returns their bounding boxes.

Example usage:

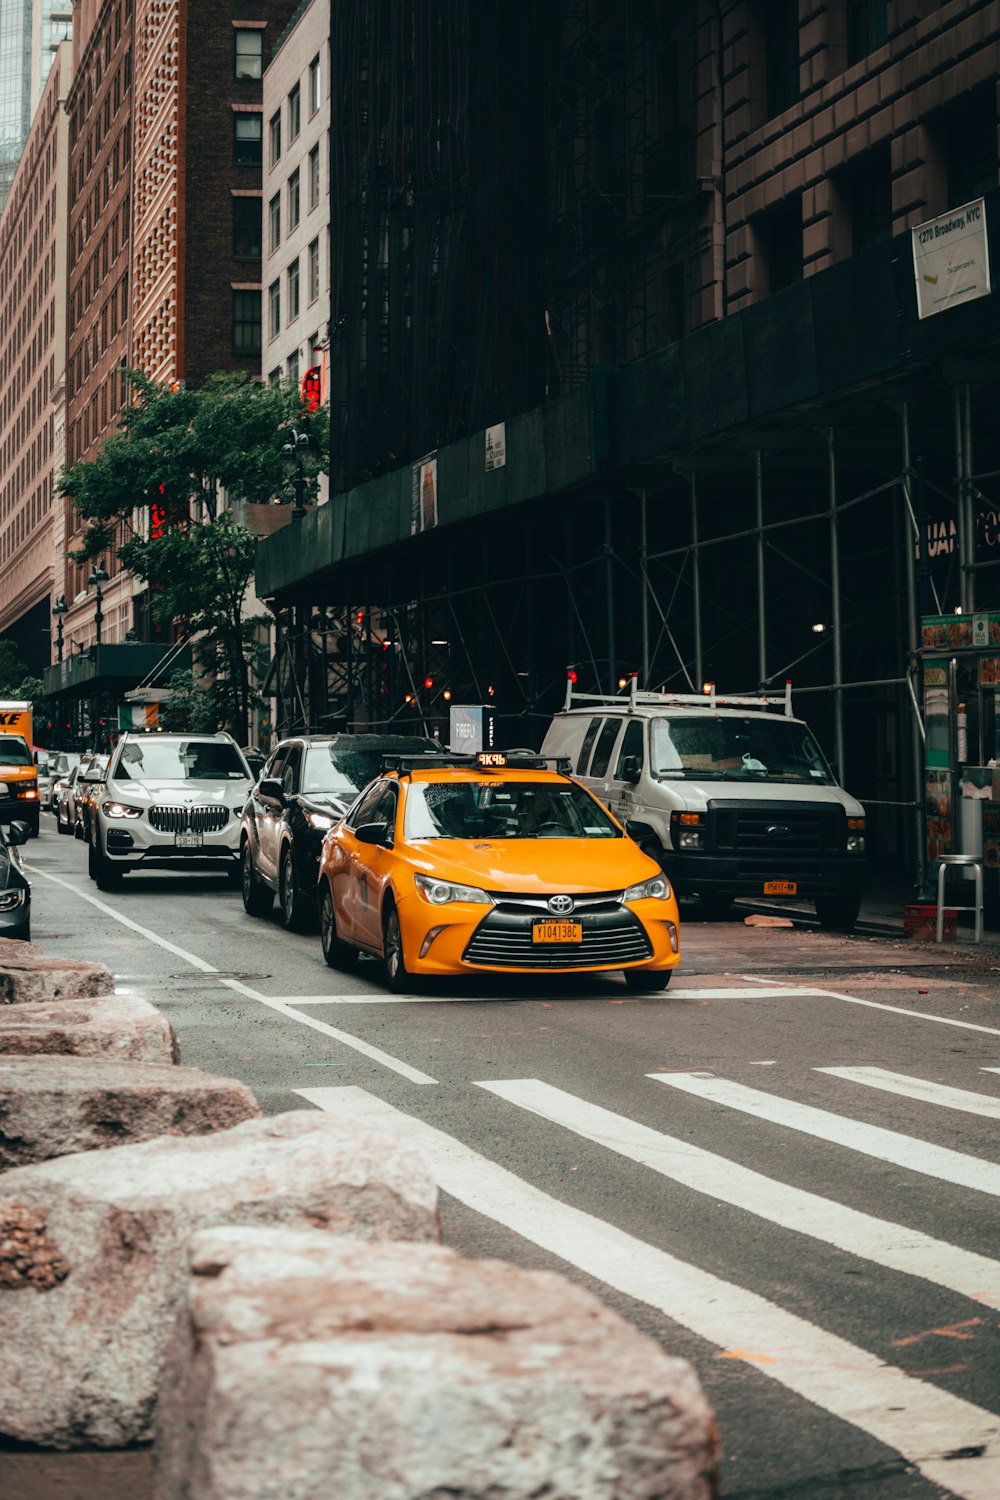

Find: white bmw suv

[87,732,254,890]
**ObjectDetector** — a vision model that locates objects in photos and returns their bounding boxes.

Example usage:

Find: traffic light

[424,676,434,691]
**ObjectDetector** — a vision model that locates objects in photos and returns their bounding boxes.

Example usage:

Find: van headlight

[847,816,866,854]
[623,875,671,902]
[414,873,493,905]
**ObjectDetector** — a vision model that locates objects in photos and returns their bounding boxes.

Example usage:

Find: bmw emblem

[548,894,575,915]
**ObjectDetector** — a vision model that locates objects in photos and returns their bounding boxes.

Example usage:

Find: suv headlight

[0,889,26,909]
[102,801,143,819]
[414,873,493,906]
[623,875,671,902]
[305,811,335,831]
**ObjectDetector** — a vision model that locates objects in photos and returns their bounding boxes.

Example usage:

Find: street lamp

[87,560,109,646]
[52,594,68,664]
[281,429,314,521]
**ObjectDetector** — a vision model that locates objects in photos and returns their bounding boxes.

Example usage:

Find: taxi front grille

[148,804,229,833]
[463,908,651,969]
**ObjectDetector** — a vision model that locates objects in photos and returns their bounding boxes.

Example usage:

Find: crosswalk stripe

[739,974,1000,1037]
[296,1085,1000,1500]
[817,1067,1000,1119]
[668,987,824,999]
[650,1074,1000,1197]
[476,1078,1000,1309]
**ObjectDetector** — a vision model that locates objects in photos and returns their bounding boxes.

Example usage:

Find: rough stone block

[0,1057,259,1168]
[154,1228,720,1500]
[0,1111,439,1448]
[0,992,178,1064]
[0,954,115,1005]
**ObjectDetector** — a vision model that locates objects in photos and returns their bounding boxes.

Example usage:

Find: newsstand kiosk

[920,612,1000,930]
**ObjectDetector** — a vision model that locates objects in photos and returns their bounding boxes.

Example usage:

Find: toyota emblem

[548,894,575,915]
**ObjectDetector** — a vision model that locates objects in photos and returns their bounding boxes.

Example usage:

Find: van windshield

[0,737,34,767]
[650,717,835,784]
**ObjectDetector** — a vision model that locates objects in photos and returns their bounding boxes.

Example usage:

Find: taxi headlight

[623,875,671,902]
[306,811,335,831]
[414,873,493,906]
[102,801,143,819]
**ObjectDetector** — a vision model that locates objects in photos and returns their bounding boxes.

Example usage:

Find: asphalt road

[23,818,1000,1500]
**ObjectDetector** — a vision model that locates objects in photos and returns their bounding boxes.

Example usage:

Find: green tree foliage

[59,370,328,742]
[157,669,219,734]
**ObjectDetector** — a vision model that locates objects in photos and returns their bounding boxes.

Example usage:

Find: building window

[840,145,892,253]
[762,0,799,118]
[288,349,299,385]
[234,114,262,168]
[269,193,281,253]
[268,280,280,339]
[268,368,281,387]
[234,29,262,82]
[943,85,998,208]
[308,144,320,210]
[269,111,281,168]
[757,194,803,293]
[233,197,262,258]
[288,169,300,231]
[288,83,301,141]
[309,54,321,115]
[308,238,319,303]
[846,0,888,65]
[288,257,300,321]
[232,290,261,355]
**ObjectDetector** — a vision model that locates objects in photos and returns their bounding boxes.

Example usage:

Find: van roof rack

[562,677,794,717]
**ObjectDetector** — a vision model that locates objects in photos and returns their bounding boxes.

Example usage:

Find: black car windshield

[0,738,33,767]
[404,779,621,839]
[650,717,835,784]
[115,741,249,781]
[302,739,439,796]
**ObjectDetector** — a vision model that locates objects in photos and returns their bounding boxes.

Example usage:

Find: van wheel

[623,969,671,993]
[815,894,861,932]
[701,893,734,921]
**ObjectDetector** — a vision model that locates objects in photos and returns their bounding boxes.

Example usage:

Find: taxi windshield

[650,716,834,783]
[404,779,621,840]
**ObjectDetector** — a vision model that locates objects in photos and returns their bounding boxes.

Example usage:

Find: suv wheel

[93,833,123,891]
[241,842,274,918]
[279,845,308,930]
[319,881,358,970]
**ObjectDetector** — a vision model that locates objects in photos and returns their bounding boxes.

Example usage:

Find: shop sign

[911,198,991,320]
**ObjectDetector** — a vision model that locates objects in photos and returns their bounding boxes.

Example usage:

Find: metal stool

[936,854,984,944]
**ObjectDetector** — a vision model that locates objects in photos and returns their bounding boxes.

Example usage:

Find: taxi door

[348,783,400,950]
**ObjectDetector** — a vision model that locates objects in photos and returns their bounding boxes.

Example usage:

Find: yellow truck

[0,702,39,836]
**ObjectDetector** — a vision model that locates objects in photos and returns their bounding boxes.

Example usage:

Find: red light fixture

[566,670,578,684]
[423,676,433,690]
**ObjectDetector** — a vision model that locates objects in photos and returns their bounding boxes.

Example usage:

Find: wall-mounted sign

[301,366,322,414]
[911,198,991,320]
[411,454,438,534]
[485,422,506,472]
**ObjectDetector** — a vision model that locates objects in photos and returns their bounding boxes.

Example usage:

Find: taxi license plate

[764,880,797,895]
[175,832,203,849]
[532,920,583,945]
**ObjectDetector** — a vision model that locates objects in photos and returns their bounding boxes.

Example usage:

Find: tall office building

[0,1,72,214]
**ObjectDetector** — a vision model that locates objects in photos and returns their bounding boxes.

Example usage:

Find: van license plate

[175,832,203,849]
[532,920,583,944]
[764,880,796,895]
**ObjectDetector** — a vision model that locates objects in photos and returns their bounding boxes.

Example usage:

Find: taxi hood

[407,837,657,894]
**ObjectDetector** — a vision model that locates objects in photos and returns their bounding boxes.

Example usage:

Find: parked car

[75,755,111,843]
[87,732,254,890]
[0,819,32,940]
[35,750,53,810]
[55,759,91,836]
[316,749,681,993]
[540,681,867,930]
[45,751,83,816]
[0,734,40,836]
[239,733,443,930]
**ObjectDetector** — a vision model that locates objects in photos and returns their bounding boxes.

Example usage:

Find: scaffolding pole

[690,471,703,689]
[754,449,765,688]
[900,403,927,893]
[827,428,845,780]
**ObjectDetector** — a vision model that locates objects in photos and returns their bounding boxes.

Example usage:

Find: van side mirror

[620,755,641,785]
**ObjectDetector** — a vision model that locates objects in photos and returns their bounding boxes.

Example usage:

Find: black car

[239,733,442,929]
[0,820,32,941]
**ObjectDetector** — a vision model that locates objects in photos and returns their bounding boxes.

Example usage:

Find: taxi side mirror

[355,821,391,847]
[620,756,642,784]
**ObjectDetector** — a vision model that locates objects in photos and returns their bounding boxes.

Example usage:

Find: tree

[59,370,328,742]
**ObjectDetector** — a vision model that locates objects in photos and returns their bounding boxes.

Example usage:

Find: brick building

[0,41,71,673]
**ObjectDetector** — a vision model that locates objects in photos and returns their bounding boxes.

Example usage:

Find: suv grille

[463,902,651,970]
[148,804,229,833]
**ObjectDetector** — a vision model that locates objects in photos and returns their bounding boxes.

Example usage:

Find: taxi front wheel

[383,903,415,994]
[623,969,671,993]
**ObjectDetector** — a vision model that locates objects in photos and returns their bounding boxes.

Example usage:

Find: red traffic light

[424,676,433,690]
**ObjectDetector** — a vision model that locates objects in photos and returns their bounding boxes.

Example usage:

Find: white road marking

[818,1067,1000,1120]
[982,1068,1000,1075]
[274,992,484,1005]
[477,1078,1000,1308]
[32,868,436,1085]
[739,973,1000,1037]
[297,1085,1000,1500]
[650,1074,1000,1198]
[670,986,825,999]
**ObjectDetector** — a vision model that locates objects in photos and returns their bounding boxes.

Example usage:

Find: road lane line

[818,1067,1000,1119]
[670,986,827,1000]
[296,1084,1000,1500]
[219,978,437,1084]
[270,993,485,1005]
[31,868,219,971]
[650,1074,1000,1197]
[476,1078,1000,1308]
[31,868,436,1085]
[739,974,1000,1037]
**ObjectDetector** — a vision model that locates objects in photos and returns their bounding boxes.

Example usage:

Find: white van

[540,683,867,929]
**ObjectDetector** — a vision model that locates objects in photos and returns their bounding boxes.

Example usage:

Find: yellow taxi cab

[316,751,680,992]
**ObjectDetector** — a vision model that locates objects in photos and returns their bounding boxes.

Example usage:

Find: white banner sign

[485,422,506,472]
[912,198,991,320]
